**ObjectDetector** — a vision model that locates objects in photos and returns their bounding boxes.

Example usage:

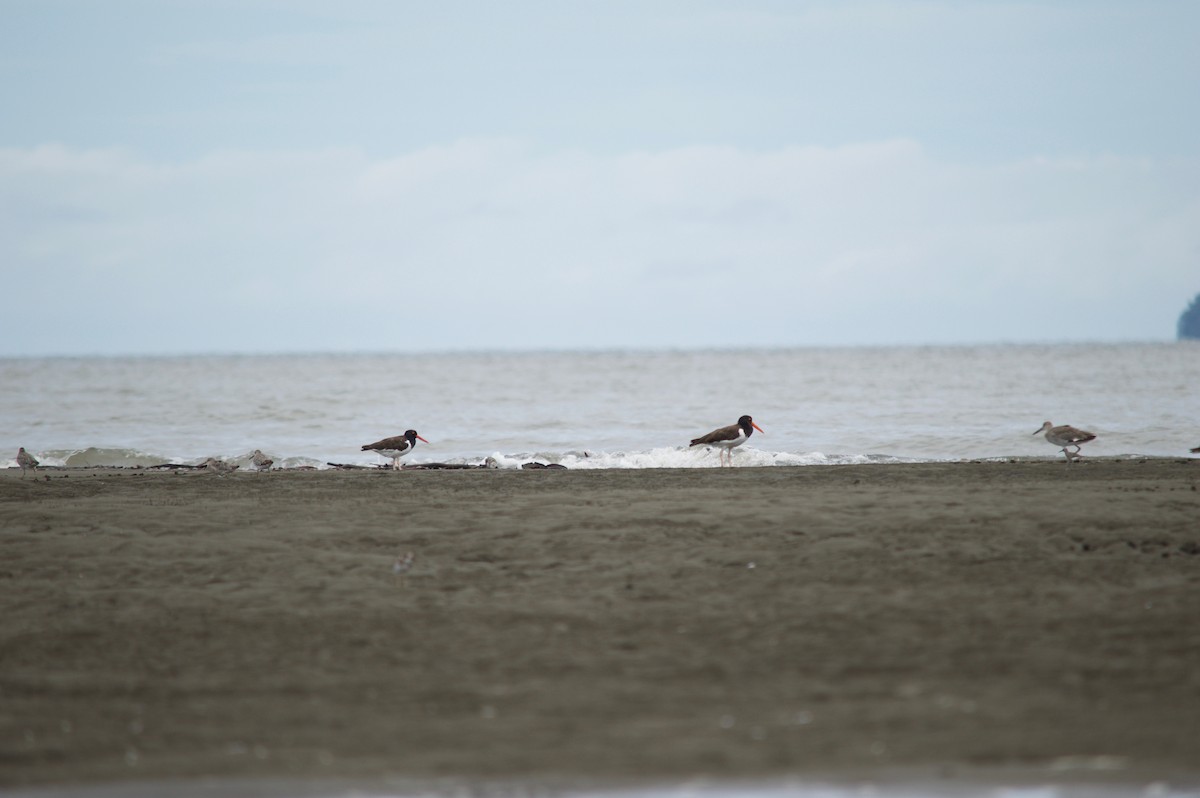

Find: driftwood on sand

[327,461,485,470]
[328,461,568,471]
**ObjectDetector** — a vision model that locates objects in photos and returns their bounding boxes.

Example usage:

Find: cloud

[2,140,1197,354]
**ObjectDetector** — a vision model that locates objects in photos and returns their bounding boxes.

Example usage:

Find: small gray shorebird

[1034,421,1096,463]
[393,552,415,575]
[17,447,39,478]
[689,415,764,467]
[362,429,429,470]
[203,457,239,476]
[250,449,274,472]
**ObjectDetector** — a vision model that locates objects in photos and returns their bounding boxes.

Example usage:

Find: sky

[2,0,1199,356]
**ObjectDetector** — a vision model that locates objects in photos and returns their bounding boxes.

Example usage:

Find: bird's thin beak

[1031,429,1041,436]
[416,435,430,444]
[752,422,765,434]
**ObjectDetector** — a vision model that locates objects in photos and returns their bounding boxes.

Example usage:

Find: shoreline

[9,451,1198,474]
[2,460,1198,792]
[6,767,1200,798]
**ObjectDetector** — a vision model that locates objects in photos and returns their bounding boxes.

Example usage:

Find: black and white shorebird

[689,415,764,467]
[1034,421,1096,463]
[17,447,38,478]
[250,449,274,472]
[362,429,429,470]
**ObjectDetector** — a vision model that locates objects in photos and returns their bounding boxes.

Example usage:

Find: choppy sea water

[2,343,1197,470]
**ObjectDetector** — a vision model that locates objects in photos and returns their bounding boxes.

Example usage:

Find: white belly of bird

[374,446,411,459]
[712,430,749,450]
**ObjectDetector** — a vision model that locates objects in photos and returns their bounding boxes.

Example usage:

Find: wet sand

[2,460,1199,793]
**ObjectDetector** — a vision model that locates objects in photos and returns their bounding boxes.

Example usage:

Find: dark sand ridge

[1,460,1199,792]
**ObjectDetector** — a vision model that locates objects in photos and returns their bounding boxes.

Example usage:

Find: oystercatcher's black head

[738,415,765,436]
[405,430,430,445]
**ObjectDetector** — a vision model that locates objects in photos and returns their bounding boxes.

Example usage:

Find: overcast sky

[3,1,1198,356]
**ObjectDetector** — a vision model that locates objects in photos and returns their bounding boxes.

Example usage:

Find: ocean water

[2,343,1197,470]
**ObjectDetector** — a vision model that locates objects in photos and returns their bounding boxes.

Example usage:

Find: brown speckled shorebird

[202,457,239,476]
[1034,421,1096,463]
[17,447,39,478]
[251,449,274,472]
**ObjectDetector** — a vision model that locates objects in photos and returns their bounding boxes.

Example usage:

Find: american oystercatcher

[362,429,429,470]
[1034,421,1096,463]
[689,415,764,467]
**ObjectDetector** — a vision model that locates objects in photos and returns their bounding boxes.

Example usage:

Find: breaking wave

[471,446,918,470]
[5,446,923,471]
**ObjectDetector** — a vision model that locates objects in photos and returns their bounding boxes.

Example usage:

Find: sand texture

[2,460,1199,791]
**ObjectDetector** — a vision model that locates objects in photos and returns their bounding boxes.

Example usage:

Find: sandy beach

[2,459,1199,794]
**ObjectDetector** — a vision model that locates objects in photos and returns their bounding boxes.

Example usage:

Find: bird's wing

[1060,426,1097,443]
[690,423,739,446]
[363,436,409,451]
